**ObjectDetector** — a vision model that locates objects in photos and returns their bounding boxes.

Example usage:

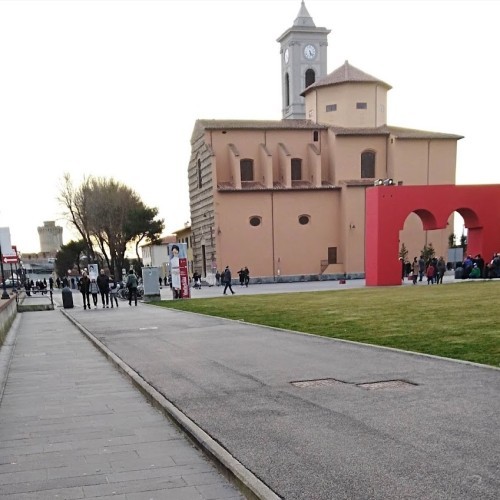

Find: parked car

[1,279,22,288]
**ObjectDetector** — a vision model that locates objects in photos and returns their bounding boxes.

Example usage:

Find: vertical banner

[88,264,99,280]
[168,243,190,299]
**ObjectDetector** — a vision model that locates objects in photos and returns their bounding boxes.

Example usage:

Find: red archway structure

[365,185,500,286]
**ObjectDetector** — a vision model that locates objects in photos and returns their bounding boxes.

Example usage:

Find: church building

[187,1,462,281]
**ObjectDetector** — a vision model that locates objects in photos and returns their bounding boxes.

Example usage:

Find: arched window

[361,151,376,178]
[305,69,315,89]
[197,158,202,188]
[240,159,254,181]
[285,73,290,107]
[291,158,302,181]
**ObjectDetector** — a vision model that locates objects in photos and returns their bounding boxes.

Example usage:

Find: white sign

[0,227,14,256]
[88,264,99,280]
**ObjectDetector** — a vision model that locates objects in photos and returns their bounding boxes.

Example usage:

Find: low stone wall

[0,296,17,348]
[246,273,365,285]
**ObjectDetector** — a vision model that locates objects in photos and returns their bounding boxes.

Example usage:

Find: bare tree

[58,174,164,277]
[58,174,96,262]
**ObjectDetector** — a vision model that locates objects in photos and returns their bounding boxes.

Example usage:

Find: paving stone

[0,311,244,499]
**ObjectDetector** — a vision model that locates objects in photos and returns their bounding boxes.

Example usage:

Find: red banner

[179,257,190,298]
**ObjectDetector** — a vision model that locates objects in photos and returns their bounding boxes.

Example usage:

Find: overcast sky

[1,0,499,253]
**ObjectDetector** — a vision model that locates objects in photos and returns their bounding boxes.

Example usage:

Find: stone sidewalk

[0,310,245,500]
[58,286,500,500]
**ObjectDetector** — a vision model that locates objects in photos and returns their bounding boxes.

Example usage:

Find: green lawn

[151,281,500,367]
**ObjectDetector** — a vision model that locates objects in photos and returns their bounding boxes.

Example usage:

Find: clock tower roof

[293,1,315,27]
[277,1,330,42]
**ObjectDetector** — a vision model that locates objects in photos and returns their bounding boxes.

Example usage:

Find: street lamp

[0,243,10,299]
[374,178,395,186]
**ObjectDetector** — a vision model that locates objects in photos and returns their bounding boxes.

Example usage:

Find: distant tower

[277,1,330,119]
[37,221,63,253]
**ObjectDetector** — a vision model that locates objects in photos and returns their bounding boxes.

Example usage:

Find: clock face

[284,48,289,64]
[304,44,316,60]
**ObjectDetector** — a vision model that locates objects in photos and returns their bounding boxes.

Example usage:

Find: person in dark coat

[126,270,138,306]
[79,271,91,310]
[223,266,235,295]
[96,269,110,308]
[238,268,245,286]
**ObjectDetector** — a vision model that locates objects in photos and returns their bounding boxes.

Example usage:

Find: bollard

[62,286,74,309]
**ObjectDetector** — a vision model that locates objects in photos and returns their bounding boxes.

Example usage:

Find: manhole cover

[291,378,347,388]
[356,380,417,390]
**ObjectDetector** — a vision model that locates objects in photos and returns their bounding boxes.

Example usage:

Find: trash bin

[454,267,463,280]
[62,286,74,309]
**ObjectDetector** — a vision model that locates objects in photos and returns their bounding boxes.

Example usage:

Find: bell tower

[277,1,330,120]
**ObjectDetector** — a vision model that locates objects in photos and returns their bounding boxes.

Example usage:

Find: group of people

[409,256,447,285]
[403,252,500,284]
[237,267,250,287]
[24,277,54,295]
[461,253,500,279]
[78,269,139,309]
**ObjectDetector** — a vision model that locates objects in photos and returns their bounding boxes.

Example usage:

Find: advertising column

[168,243,190,299]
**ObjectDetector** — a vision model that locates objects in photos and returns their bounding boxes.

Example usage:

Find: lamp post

[0,243,9,299]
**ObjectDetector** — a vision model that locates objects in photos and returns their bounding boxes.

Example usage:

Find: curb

[60,309,281,500]
[0,315,21,404]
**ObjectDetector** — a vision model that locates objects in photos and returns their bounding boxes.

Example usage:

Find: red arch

[365,185,500,286]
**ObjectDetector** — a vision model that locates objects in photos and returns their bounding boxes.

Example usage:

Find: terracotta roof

[331,124,463,140]
[340,179,379,187]
[193,119,327,136]
[192,119,462,142]
[217,180,339,192]
[301,60,392,96]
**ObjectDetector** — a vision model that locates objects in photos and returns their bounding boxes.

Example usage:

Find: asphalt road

[59,284,500,500]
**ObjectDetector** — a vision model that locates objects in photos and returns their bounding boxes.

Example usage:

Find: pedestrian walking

[418,255,425,282]
[215,270,221,286]
[89,279,99,307]
[79,271,91,310]
[411,257,419,285]
[436,257,446,284]
[109,275,119,308]
[238,268,245,286]
[97,269,110,308]
[244,266,250,287]
[223,266,235,295]
[126,270,138,306]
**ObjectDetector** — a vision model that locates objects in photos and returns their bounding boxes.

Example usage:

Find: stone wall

[0,296,17,347]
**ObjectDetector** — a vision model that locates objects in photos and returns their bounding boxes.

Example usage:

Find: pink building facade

[187,3,462,282]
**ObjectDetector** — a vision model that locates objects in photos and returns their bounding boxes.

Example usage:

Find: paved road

[0,306,245,499]
[57,284,500,500]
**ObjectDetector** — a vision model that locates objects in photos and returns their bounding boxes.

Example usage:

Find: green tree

[448,233,456,248]
[421,243,435,262]
[460,233,467,248]
[399,243,409,262]
[124,205,164,262]
[55,239,87,277]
